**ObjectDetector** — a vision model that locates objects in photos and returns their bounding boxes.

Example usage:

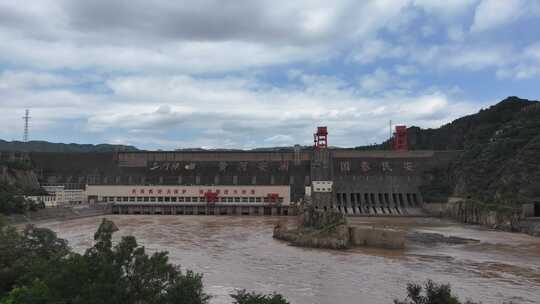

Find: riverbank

[423,201,540,237]
[5,205,110,226]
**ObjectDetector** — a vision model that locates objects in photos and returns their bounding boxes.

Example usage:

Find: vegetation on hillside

[0,139,138,152]
[0,184,41,215]
[0,161,45,215]
[358,96,540,206]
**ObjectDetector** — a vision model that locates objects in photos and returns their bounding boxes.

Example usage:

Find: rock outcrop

[273,204,406,249]
[273,206,350,249]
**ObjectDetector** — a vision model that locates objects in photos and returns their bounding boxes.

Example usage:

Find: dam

[24,127,459,216]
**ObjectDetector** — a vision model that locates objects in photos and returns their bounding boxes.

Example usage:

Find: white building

[42,185,86,205]
[25,195,60,208]
[86,185,290,205]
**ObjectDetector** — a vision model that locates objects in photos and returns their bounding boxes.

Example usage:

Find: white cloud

[0,0,535,148]
[351,39,406,64]
[264,134,295,146]
[414,0,479,17]
[359,69,392,92]
[79,73,478,148]
[359,68,417,94]
[495,43,540,79]
[0,70,73,89]
[471,0,529,32]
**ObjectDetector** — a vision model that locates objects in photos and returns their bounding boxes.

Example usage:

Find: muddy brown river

[39,216,540,304]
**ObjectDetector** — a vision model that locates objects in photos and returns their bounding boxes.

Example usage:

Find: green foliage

[394,280,479,304]
[0,161,32,171]
[0,182,43,215]
[0,218,211,304]
[231,290,290,304]
[0,280,50,304]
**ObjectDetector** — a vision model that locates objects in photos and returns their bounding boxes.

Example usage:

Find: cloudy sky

[1,0,539,150]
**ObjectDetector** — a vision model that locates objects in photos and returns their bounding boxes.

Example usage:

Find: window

[256,197,261,202]
[129,197,135,202]
[234,197,241,202]
[192,197,198,202]
[178,197,184,202]
[144,197,149,202]
[150,197,156,202]
[242,197,248,203]
[249,197,255,203]
[171,197,177,202]
[185,197,191,202]
[158,197,164,202]
[164,197,170,202]
[137,197,143,202]
[228,197,233,203]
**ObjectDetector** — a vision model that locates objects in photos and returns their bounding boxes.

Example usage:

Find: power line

[23,109,31,142]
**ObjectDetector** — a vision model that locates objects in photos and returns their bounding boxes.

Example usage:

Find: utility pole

[23,109,31,142]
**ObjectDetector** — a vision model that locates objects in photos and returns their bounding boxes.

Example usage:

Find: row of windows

[102,196,284,203]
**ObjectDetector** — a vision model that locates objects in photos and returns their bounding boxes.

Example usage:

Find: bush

[231,290,289,304]
[394,280,479,304]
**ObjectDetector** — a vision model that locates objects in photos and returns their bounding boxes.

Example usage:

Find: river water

[39,216,540,304]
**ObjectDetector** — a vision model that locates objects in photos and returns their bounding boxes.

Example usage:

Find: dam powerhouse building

[25,127,457,216]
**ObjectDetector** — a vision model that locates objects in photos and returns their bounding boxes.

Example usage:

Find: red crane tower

[313,126,328,149]
[393,125,408,151]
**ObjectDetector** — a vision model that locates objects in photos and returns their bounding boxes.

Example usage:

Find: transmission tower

[22,109,31,142]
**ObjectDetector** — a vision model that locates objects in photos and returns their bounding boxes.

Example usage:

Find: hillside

[373,96,540,205]
[0,140,138,152]
[0,160,44,215]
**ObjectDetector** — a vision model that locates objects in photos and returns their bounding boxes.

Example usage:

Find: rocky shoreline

[424,200,540,237]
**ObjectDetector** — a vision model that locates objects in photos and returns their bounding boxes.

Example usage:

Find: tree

[394,280,479,304]
[1,218,212,304]
[0,280,50,304]
[230,290,289,304]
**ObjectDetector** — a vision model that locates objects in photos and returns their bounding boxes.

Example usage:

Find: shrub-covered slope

[360,96,540,205]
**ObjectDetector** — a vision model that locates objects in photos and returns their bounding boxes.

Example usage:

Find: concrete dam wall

[27,149,460,215]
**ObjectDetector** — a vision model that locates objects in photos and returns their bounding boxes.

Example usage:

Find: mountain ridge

[0,139,138,153]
